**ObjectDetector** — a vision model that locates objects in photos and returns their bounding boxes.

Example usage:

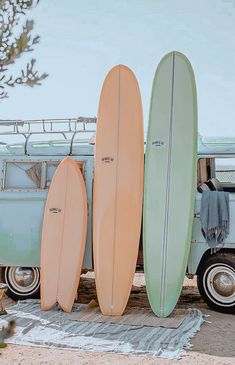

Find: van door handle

[194,212,200,219]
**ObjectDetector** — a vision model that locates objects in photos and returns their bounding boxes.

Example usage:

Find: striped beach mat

[0,300,204,359]
[68,300,188,328]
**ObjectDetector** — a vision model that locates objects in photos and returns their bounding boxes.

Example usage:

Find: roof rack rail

[0,117,97,155]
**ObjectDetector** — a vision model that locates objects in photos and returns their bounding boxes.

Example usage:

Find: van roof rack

[0,117,97,155]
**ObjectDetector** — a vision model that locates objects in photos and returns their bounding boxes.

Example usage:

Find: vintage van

[0,120,234,314]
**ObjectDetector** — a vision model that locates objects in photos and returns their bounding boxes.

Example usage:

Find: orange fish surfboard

[93,65,144,315]
[40,157,87,312]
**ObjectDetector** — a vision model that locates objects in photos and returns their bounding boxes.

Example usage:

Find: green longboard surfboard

[143,51,198,317]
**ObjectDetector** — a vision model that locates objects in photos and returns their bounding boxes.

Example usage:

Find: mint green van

[188,136,235,313]
[0,121,234,314]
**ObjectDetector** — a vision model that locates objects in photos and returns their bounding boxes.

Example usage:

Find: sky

[1,0,235,137]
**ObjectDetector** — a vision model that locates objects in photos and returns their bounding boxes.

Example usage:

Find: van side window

[215,158,235,185]
[45,161,84,189]
[45,162,59,189]
[197,158,214,184]
[3,160,84,191]
[4,162,42,190]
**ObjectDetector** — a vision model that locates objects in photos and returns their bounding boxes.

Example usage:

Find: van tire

[4,266,40,301]
[197,252,235,314]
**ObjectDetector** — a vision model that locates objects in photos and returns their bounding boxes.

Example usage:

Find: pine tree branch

[0,58,48,99]
[1,20,40,68]
[0,0,48,100]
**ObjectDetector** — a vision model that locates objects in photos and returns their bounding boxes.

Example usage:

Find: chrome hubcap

[204,264,235,306]
[213,272,235,297]
[5,267,40,296]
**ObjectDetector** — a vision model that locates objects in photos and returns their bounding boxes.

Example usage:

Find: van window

[215,158,235,184]
[3,160,84,191]
[197,158,214,184]
[4,162,42,189]
[45,162,59,189]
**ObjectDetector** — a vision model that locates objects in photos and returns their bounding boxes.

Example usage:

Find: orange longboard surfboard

[40,157,87,312]
[93,65,144,315]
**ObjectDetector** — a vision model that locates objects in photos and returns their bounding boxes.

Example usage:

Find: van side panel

[0,156,93,269]
[0,192,44,266]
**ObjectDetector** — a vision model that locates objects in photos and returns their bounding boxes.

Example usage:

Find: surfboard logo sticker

[152,140,165,147]
[101,157,114,164]
[49,208,62,213]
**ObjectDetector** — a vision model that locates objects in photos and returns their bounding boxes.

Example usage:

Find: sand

[0,273,234,365]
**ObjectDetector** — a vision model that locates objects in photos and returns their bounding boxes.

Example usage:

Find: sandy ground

[0,273,234,365]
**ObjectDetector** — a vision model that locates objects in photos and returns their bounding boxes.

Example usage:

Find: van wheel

[197,252,235,314]
[4,267,40,301]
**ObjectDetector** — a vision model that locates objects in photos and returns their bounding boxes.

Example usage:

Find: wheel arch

[196,248,235,275]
